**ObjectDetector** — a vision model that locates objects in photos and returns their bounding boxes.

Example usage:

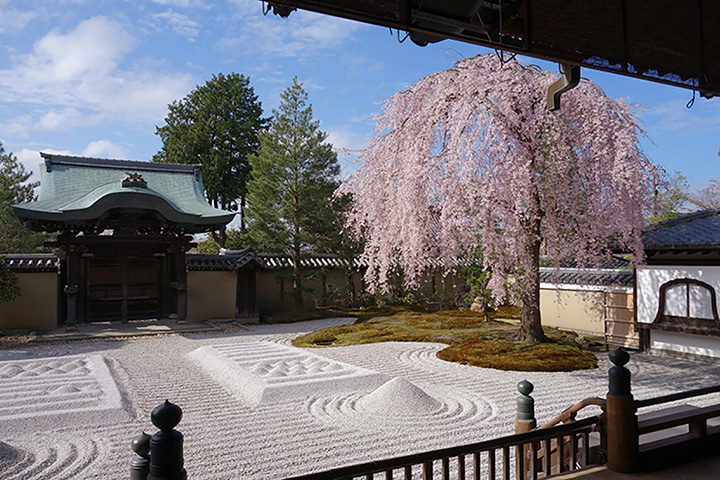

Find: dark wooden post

[130,432,151,480]
[148,400,187,480]
[64,244,81,329]
[168,244,188,323]
[515,380,536,480]
[175,245,187,323]
[606,348,637,473]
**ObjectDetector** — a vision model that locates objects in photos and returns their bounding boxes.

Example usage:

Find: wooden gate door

[87,256,162,322]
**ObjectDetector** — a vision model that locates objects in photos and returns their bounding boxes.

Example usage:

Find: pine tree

[0,143,45,255]
[246,77,341,310]
[0,143,45,302]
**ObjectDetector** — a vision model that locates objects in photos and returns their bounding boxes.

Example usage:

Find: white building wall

[650,330,720,359]
[637,265,720,359]
[636,265,720,324]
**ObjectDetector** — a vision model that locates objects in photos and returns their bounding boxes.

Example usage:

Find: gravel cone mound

[357,377,442,415]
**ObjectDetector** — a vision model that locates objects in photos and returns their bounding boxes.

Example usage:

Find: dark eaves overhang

[264,0,720,100]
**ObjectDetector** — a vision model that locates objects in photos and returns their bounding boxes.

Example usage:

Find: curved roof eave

[13,191,235,227]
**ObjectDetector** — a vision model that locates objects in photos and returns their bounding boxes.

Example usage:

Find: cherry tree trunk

[518,237,546,344]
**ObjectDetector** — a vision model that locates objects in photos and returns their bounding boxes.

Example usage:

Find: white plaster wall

[650,330,720,359]
[636,266,720,324]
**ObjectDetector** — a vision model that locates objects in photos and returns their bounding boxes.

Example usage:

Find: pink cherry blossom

[340,54,655,342]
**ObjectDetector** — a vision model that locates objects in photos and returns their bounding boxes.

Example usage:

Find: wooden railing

[634,384,720,471]
[539,397,606,430]
[128,349,720,479]
[284,415,601,480]
[635,384,720,409]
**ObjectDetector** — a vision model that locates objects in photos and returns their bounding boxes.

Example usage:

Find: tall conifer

[246,78,340,310]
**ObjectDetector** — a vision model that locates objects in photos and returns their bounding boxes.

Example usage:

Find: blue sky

[1,0,719,193]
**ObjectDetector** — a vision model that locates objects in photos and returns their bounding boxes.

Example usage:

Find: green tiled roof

[13,153,235,232]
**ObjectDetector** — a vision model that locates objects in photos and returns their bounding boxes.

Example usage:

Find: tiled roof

[539,268,633,287]
[3,252,265,272]
[257,253,368,270]
[187,249,265,271]
[12,153,235,232]
[642,209,720,250]
[3,254,60,272]
[257,253,480,270]
[551,256,631,270]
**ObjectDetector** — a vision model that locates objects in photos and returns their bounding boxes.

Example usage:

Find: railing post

[148,400,187,480]
[516,380,536,480]
[130,432,152,480]
[606,349,637,473]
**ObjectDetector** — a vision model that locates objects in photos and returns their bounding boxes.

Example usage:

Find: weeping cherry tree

[341,54,656,343]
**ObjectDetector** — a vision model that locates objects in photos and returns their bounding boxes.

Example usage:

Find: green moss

[292,306,599,372]
[437,339,598,372]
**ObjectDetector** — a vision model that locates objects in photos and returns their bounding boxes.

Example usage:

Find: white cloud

[36,108,84,131]
[325,126,369,180]
[0,115,34,138]
[15,148,73,194]
[0,16,195,125]
[151,0,204,7]
[0,7,37,33]
[82,140,127,159]
[325,127,368,153]
[301,78,326,91]
[15,149,45,185]
[340,53,384,75]
[221,4,364,57]
[33,16,135,81]
[644,98,720,135]
[151,10,201,41]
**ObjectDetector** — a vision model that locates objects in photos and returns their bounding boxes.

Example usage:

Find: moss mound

[292,306,599,372]
[437,339,598,372]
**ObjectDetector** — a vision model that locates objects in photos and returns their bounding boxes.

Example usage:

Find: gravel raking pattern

[188,341,387,406]
[306,377,493,433]
[1,434,106,480]
[1,318,720,479]
[0,354,124,429]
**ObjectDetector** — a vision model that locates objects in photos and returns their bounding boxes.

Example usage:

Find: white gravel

[1,317,719,479]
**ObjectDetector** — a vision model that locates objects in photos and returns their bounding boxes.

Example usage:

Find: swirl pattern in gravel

[1,318,720,479]
[307,377,494,432]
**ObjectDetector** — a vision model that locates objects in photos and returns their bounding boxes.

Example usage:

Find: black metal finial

[517,379,534,396]
[131,432,151,456]
[151,400,183,432]
[609,348,630,368]
[608,349,632,396]
[148,400,186,478]
[517,380,535,420]
[130,432,152,480]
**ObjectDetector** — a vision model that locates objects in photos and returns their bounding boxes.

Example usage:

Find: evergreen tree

[154,73,266,246]
[0,143,45,255]
[0,143,45,302]
[246,77,341,310]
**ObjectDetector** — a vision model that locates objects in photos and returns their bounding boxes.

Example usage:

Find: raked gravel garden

[1,317,720,480]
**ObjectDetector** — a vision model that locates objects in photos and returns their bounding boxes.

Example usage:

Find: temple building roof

[641,209,720,264]
[13,153,235,234]
[642,209,720,250]
[187,249,266,271]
